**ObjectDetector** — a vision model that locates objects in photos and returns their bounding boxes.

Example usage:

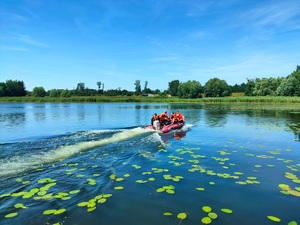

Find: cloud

[16,34,50,47]
[240,1,300,33]
[0,46,29,52]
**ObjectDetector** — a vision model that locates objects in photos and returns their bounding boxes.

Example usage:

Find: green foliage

[245,79,255,96]
[1,80,26,97]
[253,77,283,96]
[61,89,71,97]
[168,80,180,96]
[32,87,46,97]
[276,77,300,96]
[289,65,300,81]
[204,78,230,97]
[178,80,202,98]
[49,89,62,97]
[134,80,141,95]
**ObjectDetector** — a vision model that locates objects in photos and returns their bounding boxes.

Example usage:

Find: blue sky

[1,0,300,92]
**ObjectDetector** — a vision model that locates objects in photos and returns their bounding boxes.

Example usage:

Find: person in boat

[151,113,159,126]
[160,110,170,127]
[170,112,178,124]
[175,111,184,123]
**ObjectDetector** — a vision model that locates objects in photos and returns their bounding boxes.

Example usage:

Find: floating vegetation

[1,116,299,225]
[267,216,281,222]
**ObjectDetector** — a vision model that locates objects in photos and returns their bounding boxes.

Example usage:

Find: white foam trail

[0,128,154,177]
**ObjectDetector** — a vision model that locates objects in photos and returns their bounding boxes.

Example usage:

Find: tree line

[1,65,299,98]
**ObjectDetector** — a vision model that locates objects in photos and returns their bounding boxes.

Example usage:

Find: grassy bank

[1,96,300,104]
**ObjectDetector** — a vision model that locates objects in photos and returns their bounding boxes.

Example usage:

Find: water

[0,102,300,225]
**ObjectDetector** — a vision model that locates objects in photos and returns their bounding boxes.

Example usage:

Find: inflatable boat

[146,116,185,133]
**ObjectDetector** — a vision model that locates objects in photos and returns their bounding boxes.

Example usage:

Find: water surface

[0,103,299,225]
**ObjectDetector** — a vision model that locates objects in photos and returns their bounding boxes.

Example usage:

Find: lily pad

[14,203,27,209]
[221,208,232,214]
[202,206,212,213]
[177,212,187,220]
[5,212,18,218]
[163,212,172,216]
[201,216,212,224]
[288,221,298,225]
[54,208,66,215]
[43,209,57,215]
[114,186,124,190]
[208,212,218,219]
[267,216,281,222]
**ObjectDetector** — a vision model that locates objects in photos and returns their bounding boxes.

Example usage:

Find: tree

[168,80,180,96]
[0,82,6,96]
[134,80,141,95]
[76,82,85,95]
[177,80,202,98]
[97,81,104,94]
[204,78,230,97]
[143,81,148,93]
[289,65,300,81]
[49,89,62,97]
[245,79,255,96]
[253,77,283,96]
[4,80,26,96]
[32,87,46,97]
[276,77,300,96]
[61,89,71,97]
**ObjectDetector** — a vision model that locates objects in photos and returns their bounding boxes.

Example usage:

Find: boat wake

[0,128,158,177]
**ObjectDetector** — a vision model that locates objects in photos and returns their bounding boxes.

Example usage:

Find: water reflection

[0,113,26,127]
[34,113,46,122]
[204,109,228,127]
[77,104,85,121]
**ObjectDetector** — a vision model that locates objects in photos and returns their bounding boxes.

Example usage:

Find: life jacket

[152,114,158,121]
[176,112,183,122]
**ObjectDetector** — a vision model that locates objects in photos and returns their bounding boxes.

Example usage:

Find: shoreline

[1,96,300,104]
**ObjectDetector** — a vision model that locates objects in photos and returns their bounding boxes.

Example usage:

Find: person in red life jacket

[170,112,178,124]
[176,111,184,123]
[151,113,158,126]
[160,110,170,127]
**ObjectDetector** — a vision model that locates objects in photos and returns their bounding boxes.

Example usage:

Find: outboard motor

[153,120,160,130]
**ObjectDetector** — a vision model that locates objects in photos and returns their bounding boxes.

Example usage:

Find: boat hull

[146,121,185,133]
[161,122,184,133]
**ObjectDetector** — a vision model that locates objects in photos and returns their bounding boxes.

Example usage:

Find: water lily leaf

[98,198,106,203]
[201,216,212,224]
[43,209,57,215]
[166,189,175,194]
[69,190,80,194]
[116,178,124,182]
[78,202,89,207]
[54,208,66,215]
[196,187,205,191]
[202,206,212,213]
[177,212,187,220]
[14,203,27,209]
[114,186,124,190]
[288,221,298,225]
[221,208,232,214]
[163,212,172,216]
[208,212,217,219]
[124,174,130,177]
[87,207,96,212]
[156,188,165,193]
[267,216,281,222]
[103,194,112,198]
[93,174,101,177]
[5,212,18,218]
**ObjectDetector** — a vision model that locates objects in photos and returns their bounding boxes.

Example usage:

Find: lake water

[0,102,300,225]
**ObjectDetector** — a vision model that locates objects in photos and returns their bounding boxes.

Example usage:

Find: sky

[0,0,300,92]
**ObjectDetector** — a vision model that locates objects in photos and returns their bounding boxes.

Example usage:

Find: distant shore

[1,96,300,104]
